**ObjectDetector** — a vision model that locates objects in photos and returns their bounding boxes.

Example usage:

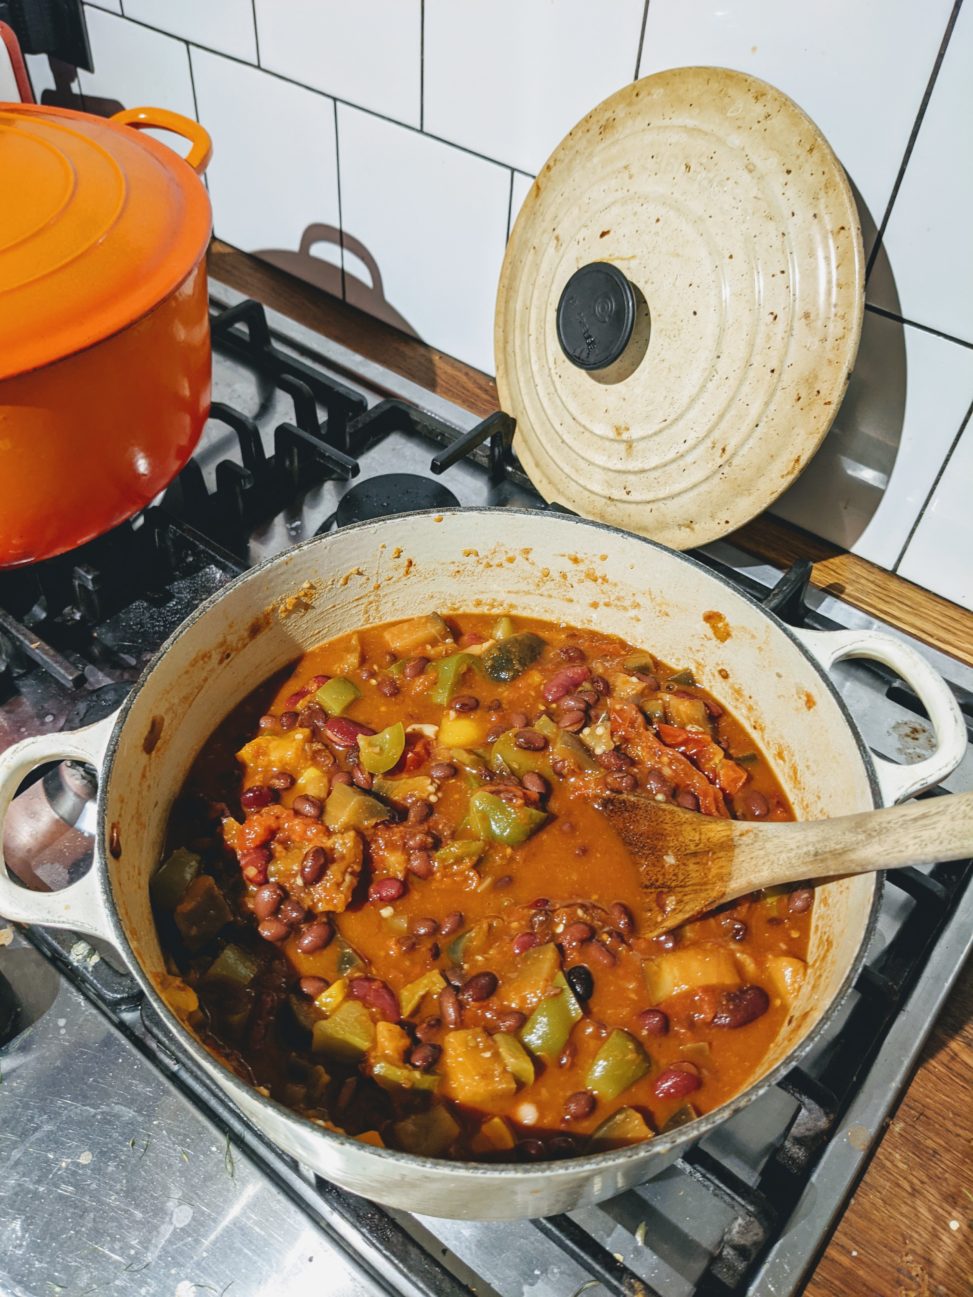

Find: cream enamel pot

[0,511,964,1220]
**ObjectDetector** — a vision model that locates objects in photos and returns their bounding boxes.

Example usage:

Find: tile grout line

[505,169,515,241]
[185,40,200,122]
[333,98,347,304]
[864,303,973,351]
[893,395,973,572]
[634,0,650,79]
[419,0,425,131]
[101,6,511,175]
[865,0,965,283]
[251,0,261,66]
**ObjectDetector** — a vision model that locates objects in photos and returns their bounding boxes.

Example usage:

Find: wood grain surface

[208,241,973,1296]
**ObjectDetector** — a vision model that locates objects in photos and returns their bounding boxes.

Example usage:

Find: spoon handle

[735,791,973,893]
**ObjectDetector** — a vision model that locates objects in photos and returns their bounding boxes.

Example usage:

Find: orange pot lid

[0,102,212,380]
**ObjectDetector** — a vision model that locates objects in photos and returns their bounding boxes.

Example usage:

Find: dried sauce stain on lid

[702,611,731,642]
[495,67,864,549]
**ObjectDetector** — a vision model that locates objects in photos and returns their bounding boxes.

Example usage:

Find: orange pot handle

[111,106,213,174]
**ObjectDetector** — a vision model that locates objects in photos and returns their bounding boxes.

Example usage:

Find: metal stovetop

[0,286,971,1297]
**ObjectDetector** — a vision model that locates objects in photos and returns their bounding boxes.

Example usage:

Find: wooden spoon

[598,791,973,937]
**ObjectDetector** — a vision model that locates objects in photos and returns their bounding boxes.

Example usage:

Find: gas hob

[0,285,971,1297]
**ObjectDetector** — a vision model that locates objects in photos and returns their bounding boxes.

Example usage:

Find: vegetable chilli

[154,612,812,1161]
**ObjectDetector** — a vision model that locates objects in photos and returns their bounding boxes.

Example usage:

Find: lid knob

[556,262,636,371]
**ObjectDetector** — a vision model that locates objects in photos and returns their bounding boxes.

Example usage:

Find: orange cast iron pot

[0,103,214,567]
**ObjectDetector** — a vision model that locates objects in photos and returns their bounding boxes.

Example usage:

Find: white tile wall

[899,415,973,607]
[868,0,973,344]
[638,0,955,250]
[255,0,421,127]
[123,0,258,64]
[424,0,645,172]
[337,105,509,372]
[191,50,341,294]
[29,0,973,609]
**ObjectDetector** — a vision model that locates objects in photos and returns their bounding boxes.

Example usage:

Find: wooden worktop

[209,241,973,1296]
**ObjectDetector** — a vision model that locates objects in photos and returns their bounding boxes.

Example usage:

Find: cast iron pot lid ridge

[494,66,864,549]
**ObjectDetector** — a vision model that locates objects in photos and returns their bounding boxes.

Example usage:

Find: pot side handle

[111,106,213,174]
[0,714,117,942]
[793,627,966,805]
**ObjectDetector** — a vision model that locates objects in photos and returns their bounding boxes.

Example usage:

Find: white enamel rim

[0,509,964,1206]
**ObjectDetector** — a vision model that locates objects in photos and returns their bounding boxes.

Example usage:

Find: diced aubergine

[588,1106,654,1151]
[151,847,201,911]
[172,875,232,950]
[383,613,453,656]
[324,780,390,830]
[480,632,545,682]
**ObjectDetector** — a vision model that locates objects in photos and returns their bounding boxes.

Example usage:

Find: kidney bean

[643,767,671,797]
[739,789,770,819]
[442,967,465,988]
[548,1135,578,1158]
[557,645,586,664]
[322,717,375,748]
[257,916,290,944]
[257,714,279,733]
[411,917,439,939]
[460,972,498,1003]
[239,844,272,875]
[348,976,400,1022]
[278,897,307,928]
[406,799,433,824]
[409,1042,441,1071]
[637,1008,669,1037]
[407,851,433,878]
[299,702,329,737]
[451,694,479,713]
[492,1009,527,1035]
[729,920,748,942]
[521,772,550,798]
[653,1065,701,1100]
[439,910,463,937]
[241,785,275,812]
[712,985,770,1029]
[331,771,352,787]
[430,764,458,787]
[566,964,594,1002]
[415,1016,441,1042]
[550,756,569,777]
[788,887,814,914]
[598,749,633,772]
[587,940,617,968]
[252,883,283,920]
[369,876,406,904]
[267,770,295,791]
[297,846,326,887]
[558,709,588,733]
[404,829,435,851]
[393,935,417,955]
[562,921,594,945]
[514,729,547,752]
[558,1040,577,1068]
[288,794,320,820]
[655,931,679,951]
[486,725,506,743]
[561,691,593,710]
[518,1139,546,1160]
[439,985,462,1028]
[507,710,530,730]
[284,687,310,708]
[563,1090,596,1121]
[377,675,400,698]
[296,921,334,954]
[609,902,634,934]
[351,764,373,791]
[606,772,638,793]
[631,671,660,690]
[512,932,538,956]
[675,788,700,811]
[543,665,591,703]
[299,976,329,999]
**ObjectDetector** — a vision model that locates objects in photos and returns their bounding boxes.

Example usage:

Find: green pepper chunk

[666,668,696,687]
[393,1105,460,1156]
[622,650,657,674]
[468,790,548,846]
[399,969,446,1017]
[311,1000,375,1062]
[494,1032,535,1086]
[357,722,406,774]
[520,972,582,1060]
[435,839,487,868]
[588,1106,654,1150]
[315,676,361,715]
[336,941,364,977]
[371,1060,440,1093]
[586,1029,650,1101]
[480,632,545,682]
[324,781,389,830]
[150,847,201,911]
[428,652,475,705]
[660,1102,700,1133]
[489,731,549,779]
[203,943,260,988]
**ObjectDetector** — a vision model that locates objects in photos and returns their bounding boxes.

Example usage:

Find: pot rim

[96,507,884,1180]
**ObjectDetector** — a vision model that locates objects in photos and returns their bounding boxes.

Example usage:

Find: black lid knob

[556,262,636,370]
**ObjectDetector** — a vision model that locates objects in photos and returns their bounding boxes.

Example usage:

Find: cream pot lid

[494,66,864,549]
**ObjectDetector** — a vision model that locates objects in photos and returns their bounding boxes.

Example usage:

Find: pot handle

[792,627,967,805]
[0,714,117,942]
[111,106,213,174]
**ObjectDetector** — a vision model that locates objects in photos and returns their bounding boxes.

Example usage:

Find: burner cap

[334,474,459,528]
